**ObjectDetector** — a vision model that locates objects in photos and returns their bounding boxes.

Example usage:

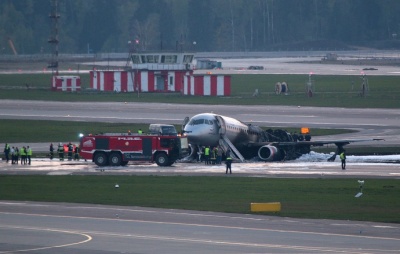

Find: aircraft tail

[219,135,245,162]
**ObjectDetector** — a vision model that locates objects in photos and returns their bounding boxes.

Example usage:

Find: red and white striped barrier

[183,75,231,96]
[52,76,81,92]
[90,71,231,96]
[90,70,190,92]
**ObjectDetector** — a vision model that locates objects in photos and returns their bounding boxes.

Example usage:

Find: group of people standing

[49,142,79,161]
[202,146,224,165]
[3,143,33,165]
[199,146,233,174]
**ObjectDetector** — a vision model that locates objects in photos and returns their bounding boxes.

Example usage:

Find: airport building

[89,52,231,96]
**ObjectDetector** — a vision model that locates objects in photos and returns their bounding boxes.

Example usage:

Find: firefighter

[49,143,54,160]
[67,143,73,161]
[14,147,19,164]
[58,143,64,161]
[217,146,223,164]
[210,147,217,164]
[74,145,80,160]
[4,143,10,163]
[10,146,15,164]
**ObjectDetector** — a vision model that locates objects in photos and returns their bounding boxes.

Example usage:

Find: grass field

[0,120,152,143]
[0,73,399,108]
[0,175,399,223]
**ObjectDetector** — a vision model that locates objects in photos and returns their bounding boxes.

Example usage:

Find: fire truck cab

[79,133,185,167]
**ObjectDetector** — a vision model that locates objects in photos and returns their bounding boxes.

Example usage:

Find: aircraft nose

[184,127,201,143]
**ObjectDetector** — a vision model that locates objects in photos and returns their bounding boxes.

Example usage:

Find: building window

[146,55,159,63]
[131,55,140,64]
[161,55,177,64]
[183,55,194,63]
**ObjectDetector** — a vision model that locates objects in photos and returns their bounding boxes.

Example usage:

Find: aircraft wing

[248,138,384,148]
[275,138,384,147]
[248,138,384,161]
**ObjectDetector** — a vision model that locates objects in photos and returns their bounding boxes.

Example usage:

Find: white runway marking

[0,225,92,253]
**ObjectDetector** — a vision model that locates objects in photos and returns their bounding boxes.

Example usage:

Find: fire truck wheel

[109,152,122,166]
[94,152,108,166]
[155,153,169,166]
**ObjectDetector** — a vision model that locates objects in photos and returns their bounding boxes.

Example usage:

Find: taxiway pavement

[1,201,399,253]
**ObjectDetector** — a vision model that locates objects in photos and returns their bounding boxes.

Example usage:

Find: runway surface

[1,201,399,254]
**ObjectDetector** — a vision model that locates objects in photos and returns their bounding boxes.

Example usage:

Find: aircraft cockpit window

[189,119,205,125]
[204,119,213,125]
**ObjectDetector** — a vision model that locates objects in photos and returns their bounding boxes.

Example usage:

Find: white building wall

[92,73,98,90]
[217,76,224,96]
[61,79,67,91]
[127,72,134,92]
[203,76,211,95]
[100,72,105,91]
[114,72,121,92]
[141,71,148,92]
[190,76,195,95]
[183,76,188,95]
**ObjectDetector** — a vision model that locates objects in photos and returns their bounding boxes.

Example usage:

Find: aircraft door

[182,116,189,130]
[215,116,226,136]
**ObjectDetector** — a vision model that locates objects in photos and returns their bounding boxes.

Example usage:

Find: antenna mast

[48,0,60,75]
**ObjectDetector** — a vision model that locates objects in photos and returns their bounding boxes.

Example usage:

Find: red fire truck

[79,133,187,167]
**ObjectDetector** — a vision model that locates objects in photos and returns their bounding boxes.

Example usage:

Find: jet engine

[257,145,283,161]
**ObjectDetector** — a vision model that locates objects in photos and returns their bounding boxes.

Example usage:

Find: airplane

[182,113,383,162]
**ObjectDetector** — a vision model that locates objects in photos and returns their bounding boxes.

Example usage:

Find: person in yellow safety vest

[225,150,232,174]
[138,129,143,134]
[20,146,27,165]
[27,146,32,165]
[340,150,346,170]
[204,146,210,165]
[58,143,64,161]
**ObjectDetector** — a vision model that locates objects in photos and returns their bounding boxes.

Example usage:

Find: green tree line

[1,0,400,55]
